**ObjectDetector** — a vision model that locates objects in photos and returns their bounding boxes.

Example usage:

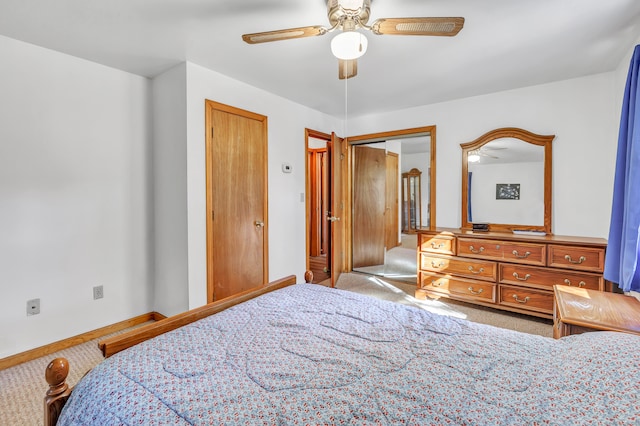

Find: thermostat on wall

[282,163,292,173]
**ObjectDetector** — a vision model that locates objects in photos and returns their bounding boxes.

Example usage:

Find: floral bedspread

[58,284,640,425]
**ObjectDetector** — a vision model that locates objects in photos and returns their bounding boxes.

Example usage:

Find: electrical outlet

[93,285,104,300]
[27,298,40,316]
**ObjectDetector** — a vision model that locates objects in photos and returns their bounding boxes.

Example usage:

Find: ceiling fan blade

[338,59,357,80]
[242,26,326,44]
[371,17,464,36]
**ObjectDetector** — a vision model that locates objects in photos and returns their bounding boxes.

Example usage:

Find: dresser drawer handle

[512,250,531,259]
[431,242,445,249]
[468,287,484,295]
[468,266,485,274]
[512,272,531,281]
[565,254,586,264]
[469,245,484,254]
[563,279,586,288]
[512,295,530,304]
[431,260,445,268]
[431,280,444,287]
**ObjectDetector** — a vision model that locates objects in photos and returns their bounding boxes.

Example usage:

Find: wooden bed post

[304,270,313,283]
[44,357,72,426]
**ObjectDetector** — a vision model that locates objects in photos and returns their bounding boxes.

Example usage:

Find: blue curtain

[604,45,640,292]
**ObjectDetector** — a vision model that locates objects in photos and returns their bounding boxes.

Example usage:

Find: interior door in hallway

[205,100,268,302]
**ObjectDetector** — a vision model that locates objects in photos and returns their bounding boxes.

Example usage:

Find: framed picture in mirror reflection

[496,183,520,200]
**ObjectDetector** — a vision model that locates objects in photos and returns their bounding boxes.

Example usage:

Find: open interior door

[328,132,345,287]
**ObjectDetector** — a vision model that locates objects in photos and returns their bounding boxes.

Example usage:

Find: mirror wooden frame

[461,127,554,234]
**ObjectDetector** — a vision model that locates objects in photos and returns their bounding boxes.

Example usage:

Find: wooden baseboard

[0,312,165,371]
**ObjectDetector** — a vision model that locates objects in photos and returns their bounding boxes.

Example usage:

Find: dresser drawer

[499,264,603,291]
[499,285,554,314]
[419,233,455,255]
[457,238,503,260]
[420,253,496,281]
[548,245,605,272]
[419,272,496,302]
[457,238,546,266]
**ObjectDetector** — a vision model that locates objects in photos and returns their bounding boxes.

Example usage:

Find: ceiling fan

[242,0,464,79]
[468,146,505,162]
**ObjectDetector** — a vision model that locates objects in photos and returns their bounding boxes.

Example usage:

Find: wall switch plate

[93,285,104,300]
[27,298,40,316]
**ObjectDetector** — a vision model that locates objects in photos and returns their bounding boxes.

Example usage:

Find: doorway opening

[305,129,347,287]
[347,127,436,285]
[307,131,331,284]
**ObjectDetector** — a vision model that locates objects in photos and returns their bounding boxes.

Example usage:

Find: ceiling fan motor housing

[328,0,371,28]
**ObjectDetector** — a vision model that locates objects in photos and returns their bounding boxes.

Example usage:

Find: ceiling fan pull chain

[344,68,348,136]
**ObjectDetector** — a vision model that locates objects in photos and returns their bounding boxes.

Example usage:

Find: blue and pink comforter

[58,284,640,425]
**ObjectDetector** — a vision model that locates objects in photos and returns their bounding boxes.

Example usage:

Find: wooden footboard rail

[44,273,309,426]
[100,274,297,357]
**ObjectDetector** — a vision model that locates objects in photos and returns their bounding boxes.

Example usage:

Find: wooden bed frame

[44,273,311,426]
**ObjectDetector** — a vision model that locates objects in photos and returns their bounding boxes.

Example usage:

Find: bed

[45,274,640,425]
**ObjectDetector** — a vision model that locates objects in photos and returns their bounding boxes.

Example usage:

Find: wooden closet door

[205,100,268,302]
[352,145,386,268]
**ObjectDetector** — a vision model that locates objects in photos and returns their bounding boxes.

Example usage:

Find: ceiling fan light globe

[468,153,480,163]
[331,32,368,60]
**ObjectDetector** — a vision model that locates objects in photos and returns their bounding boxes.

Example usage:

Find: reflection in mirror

[402,168,422,232]
[461,128,554,234]
[468,139,544,226]
[351,134,432,283]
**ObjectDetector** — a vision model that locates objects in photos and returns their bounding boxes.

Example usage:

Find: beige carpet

[0,323,152,426]
[1,339,106,425]
[336,272,553,337]
[1,276,552,425]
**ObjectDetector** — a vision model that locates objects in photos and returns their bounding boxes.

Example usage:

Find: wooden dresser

[416,228,608,319]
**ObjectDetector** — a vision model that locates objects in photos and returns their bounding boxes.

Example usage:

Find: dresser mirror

[461,127,554,234]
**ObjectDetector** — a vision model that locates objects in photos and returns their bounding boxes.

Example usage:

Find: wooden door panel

[352,145,386,267]
[330,133,345,287]
[206,101,268,302]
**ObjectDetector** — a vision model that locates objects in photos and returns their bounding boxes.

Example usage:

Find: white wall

[151,63,189,316]
[0,35,153,357]
[348,72,619,239]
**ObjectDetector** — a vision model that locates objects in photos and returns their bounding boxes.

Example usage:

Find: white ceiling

[1,0,639,118]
